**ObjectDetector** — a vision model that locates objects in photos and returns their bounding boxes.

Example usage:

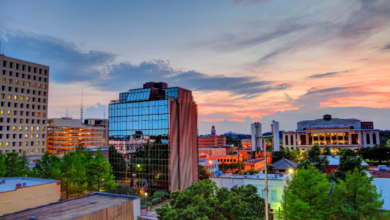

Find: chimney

[16,183,22,189]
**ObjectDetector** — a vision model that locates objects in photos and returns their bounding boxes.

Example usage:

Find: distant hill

[223,131,237,135]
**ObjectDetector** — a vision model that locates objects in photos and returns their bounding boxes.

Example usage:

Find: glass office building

[109,82,198,192]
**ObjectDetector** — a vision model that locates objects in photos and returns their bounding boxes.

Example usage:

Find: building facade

[84,118,109,145]
[0,177,60,216]
[241,139,251,149]
[199,159,219,176]
[282,115,380,151]
[198,148,226,158]
[47,118,105,154]
[0,55,49,157]
[108,82,198,192]
[198,136,226,148]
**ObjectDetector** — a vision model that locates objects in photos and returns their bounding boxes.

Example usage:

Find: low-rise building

[0,192,140,220]
[84,118,109,145]
[0,177,61,216]
[282,114,380,151]
[199,159,219,176]
[47,117,106,154]
[272,158,297,174]
[211,173,291,220]
[211,154,243,164]
[241,139,252,149]
[198,136,226,148]
[244,159,265,170]
[199,148,226,158]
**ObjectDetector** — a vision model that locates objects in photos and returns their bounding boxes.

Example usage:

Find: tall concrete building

[109,82,198,192]
[0,55,49,159]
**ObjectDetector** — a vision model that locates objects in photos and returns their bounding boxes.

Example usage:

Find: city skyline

[1,0,390,134]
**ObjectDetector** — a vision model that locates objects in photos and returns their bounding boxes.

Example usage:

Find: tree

[299,145,329,173]
[32,152,61,179]
[219,184,267,220]
[198,165,211,180]
[333,169,385,219]
[388,139,390,147]
[108,146,126,181]
[332,149,366,182]
[337,146,344,155]
[156,179,220,220]
[156,179,266,220]
[281,165,334,219]
[0,154,5,177]
[87,150,116,192]
[323,145,332,155]
[219,162,228,173]
[4,152,30,177]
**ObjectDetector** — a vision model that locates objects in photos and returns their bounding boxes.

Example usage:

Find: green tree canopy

[332,149,366,182]
[281,164,334,220]
[0,154,5,177]
[156,179,266,220]
[87,150,117,192]
[299,145,329,173]
[322,145,332,155]
[199,165,211,180]
[333,169,385,219]
[4,152,30,177]
[32,152,61,179]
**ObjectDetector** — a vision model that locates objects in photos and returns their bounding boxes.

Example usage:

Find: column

[358,132,362,146]
[370,133,374,147]
[342,133,345,145]
[293,133,297,148]
[363,132,367,147]
[311,133,314,146]
[283,134,286,147]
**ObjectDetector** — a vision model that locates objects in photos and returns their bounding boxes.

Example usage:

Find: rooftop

[320,155,369,166]
[372,177,390,210]
[216,173,290,180]
[0,193,139,220]
[245,159,264,164]
[0,177,58,193]
[273,158,298,170]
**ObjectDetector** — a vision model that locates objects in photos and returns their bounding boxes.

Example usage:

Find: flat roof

[0,177,57,193]
[245,159,264,164]
[0,193,139,220]
[214,173,290,180]
[372,177,390,210]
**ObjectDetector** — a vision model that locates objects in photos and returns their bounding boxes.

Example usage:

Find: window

[16,64,19,70]
[34,67,37,73]
[20,96,24,101]
[0,94,3,99]
[20,111,23,116]
[8,87,12,92]
[27,89,30,94]
[43,113,46,117]
[37,112,40,117]
[26,97,30,101]
[19,119,23,123]
[8,79,12,84]
[27,82,30,87]
[7,110,10,115]
[12,126,15,131]
[44,70,47,75]
[14,88,18,92]
[38,84,41,88]
[2,61,7,67]
[43,99,46,103]
[22,74,25,78]
[14,95,18,100]
[7,95,11,100]
[0,102,3,107]
[32,112,35,117]
[43,85,47,89]
[271,190,277,201]
[6,142,9,147]
[19,126,22,131]
[30,134,34,139]
[15,80,18,85]
[33,83,36,88]
[1,78,5,83]
[1,86,4,91]
[26,111,29,116]
[21,81,24,86]
[36,134,39,138]
[21,89,24,93]
[25,126,28,131]
[9,72,12,76]
[43,106,46,110]
[44,78,47,82]
[31,149,33,154]
[25,134,28,139]
[10,62,13,68]
[16,72,19,77]
[7,102,10,107]
[31,127,34,131]
[39,69,42,74]
[33,76,36,80]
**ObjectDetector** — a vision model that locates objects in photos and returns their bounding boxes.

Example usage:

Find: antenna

[66,106,69,118]
[80,90,84,122]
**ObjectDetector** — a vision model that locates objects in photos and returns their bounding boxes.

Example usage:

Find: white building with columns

[282,114,380,151]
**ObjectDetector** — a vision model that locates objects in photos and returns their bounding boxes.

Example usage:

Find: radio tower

[80,90,84,122]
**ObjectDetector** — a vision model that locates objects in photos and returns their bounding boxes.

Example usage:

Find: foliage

[3,152,30,177]
[32,152,61,179]
[360,144,390,163]
[225,136,241,147]
[331,149,366,182]
[299,145,329,173]
[156,179,266,220]
[336,146,344,155]
[333,169,385,219]
[266,165,276,174]
[108,145,126,180]
[153,190,169,199]
[322,145,332,155]
[281,165,334,219]
[272,146,302,163]
[235,168,259,175]
[86,150,117,192]
[218,162,244,173]
[152,197,163,205]
[219,184,267,220]
[156,179,220,220]
[379,130,390,144]
[110,186,141,196]
[0,154,5,177]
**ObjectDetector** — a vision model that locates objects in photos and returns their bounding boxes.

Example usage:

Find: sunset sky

[1,0,389,134]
